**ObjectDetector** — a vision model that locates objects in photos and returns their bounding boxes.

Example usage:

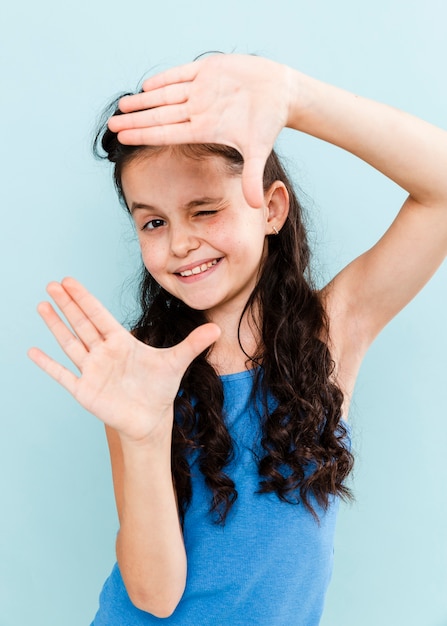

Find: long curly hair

[94,97,354,525]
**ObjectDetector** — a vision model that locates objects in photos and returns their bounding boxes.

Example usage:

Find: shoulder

[319,195,447,382]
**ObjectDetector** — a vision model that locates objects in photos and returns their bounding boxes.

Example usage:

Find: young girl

[28,54,447,625]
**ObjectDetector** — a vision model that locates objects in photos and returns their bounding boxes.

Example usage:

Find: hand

[108,54,293,208]
[28,278,220,443]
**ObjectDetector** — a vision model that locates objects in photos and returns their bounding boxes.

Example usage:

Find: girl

[28,54,447,625]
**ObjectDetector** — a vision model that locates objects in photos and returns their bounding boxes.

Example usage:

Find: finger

[37,301,87,368]
[28,347,79,396]
[141,62,200,92]
[115,83,190,116]
[241,153,269,208]
[46,281,105,349]
[109,103,189,135]
[59,277,121,338]
[117,122,198,147]
[171,323,221,371]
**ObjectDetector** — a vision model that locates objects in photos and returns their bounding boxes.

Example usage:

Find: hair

[94,94,354,525]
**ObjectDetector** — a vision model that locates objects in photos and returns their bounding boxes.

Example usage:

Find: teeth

[179,259,218,277]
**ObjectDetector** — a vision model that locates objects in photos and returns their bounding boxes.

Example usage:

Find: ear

[263,181,289,236]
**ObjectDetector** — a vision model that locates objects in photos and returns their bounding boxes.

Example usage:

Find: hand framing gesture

[108,54,293,208]
[28,278,220,444]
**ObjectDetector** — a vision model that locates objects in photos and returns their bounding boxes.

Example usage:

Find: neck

[206,303,261,376]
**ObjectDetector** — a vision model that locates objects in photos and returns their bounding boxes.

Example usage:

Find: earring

[272,226,279,235]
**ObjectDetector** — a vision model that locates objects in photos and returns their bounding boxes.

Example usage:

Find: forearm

[116,426,186,618]
[287,69,447,208]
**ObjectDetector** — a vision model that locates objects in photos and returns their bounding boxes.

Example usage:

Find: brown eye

[142,219,166,230]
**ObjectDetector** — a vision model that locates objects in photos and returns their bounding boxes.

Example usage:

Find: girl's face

[121,150,275,323]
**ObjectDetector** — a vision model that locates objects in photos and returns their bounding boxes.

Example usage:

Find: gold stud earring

[272,226,279,235]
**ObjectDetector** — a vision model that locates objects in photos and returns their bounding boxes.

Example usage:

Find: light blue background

[1,1,446,625]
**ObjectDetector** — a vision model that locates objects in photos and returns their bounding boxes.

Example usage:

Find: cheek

[213,212,266,251]
[139,239,165,276]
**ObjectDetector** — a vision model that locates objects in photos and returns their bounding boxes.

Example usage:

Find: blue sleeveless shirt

[92,369,349,625]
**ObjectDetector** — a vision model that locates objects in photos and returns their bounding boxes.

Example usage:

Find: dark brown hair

[94,98,354,524]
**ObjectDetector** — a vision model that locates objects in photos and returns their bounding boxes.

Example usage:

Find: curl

[95,112,354,524]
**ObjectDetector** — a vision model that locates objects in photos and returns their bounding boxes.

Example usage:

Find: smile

[178,259,219,277]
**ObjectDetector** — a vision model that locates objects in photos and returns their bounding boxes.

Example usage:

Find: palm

[28,278,220,442]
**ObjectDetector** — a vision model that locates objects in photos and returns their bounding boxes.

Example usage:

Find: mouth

[176,258,221,277]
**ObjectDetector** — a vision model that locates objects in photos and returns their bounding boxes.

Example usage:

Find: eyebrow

[130,197,224,215]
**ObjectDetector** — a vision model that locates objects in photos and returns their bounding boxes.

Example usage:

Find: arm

[28,278,220,616]
[109,54,447,379]
[286,72,447,396]
[106,425,186,617]
[288,73,447,344]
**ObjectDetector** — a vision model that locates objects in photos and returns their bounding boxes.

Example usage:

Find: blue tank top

[92,369,349,625]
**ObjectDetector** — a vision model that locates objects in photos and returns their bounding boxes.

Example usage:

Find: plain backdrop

[1,1,446,625]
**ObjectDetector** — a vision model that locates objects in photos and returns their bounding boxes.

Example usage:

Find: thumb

[173,323,221,370]
[241,151,269,208]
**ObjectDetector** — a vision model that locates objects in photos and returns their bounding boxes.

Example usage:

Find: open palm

[28,278,220,443]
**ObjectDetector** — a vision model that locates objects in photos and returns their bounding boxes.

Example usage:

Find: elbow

[128,586,184,618]
[118,546,187,617]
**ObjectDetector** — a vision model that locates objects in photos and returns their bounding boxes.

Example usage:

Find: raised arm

[109,54,447,376]
[287,71,447,404]
[28,278,220,616]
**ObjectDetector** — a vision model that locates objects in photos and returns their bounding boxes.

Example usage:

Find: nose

[169,224,200,257]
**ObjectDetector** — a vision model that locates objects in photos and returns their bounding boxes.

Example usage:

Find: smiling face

[121,148,279,324]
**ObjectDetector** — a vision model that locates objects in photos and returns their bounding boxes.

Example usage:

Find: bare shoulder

[320,195,447,410]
